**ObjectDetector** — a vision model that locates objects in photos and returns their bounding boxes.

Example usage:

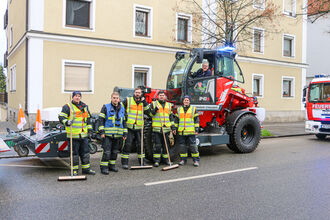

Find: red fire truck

[304,75,330,139]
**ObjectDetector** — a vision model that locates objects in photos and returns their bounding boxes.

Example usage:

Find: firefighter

[174,95,200,167]
[148,91,176,167]
[98,92,127,175]
[58,91,96,175]
[121,87,149,169]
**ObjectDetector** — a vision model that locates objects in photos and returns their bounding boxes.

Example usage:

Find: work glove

[66,120,72,126]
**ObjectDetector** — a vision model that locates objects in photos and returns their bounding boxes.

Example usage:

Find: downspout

[25,0,29,115]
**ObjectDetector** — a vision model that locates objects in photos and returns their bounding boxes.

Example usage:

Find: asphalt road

[0,135,329,220]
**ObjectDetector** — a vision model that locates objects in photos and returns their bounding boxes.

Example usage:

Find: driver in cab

[192,59,212,78]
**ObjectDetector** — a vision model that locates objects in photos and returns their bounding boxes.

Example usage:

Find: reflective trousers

[177,135,200,162]
[100,136,121,167]
[68,138,91,171]
[153,131,170,163]
[121,128,144,165]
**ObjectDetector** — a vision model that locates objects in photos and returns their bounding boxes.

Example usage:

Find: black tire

[16,145,29,157]
[144,120,153,162]
[89,142,98,154]
[315,134,327,140]
[229,114,261,153]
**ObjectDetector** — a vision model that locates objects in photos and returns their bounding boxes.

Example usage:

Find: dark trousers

[153,131,170,163]
[69,138,90,170]
[177,135,200,162]
[100,136,121,167]
[121,128,144,165]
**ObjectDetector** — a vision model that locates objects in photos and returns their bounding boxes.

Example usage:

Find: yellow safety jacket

[176,106,199,135]
[62,103,89,138]
[126,97,144,129]
[151,101,173,132]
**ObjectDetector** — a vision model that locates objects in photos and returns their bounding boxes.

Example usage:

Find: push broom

[130,115,152,170]
[58,103,87,181]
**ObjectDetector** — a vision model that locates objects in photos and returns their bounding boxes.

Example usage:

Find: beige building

[4,0,307,125]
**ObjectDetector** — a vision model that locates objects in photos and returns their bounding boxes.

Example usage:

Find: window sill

[64,25,94,32]
[282,96,295,99]
[283,55,295,59]
[252,50,264,54]
[134,34,152,39]
[283,12,297,18]
[63,90,94,94]
[176,40,191,44]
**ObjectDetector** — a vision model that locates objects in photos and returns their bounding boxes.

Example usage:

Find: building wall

[7,0,26,51]
[42,40,175,113]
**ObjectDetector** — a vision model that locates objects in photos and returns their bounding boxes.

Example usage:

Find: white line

[144,167,258,186]
[0,164,67,169]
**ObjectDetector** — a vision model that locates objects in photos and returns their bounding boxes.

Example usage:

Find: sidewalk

[0,121,16,134]
[262,121,307,138]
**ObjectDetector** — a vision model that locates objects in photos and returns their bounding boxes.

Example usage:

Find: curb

[262,133,312,139]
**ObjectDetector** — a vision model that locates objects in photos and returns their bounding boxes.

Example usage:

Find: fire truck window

[323,83,330,101]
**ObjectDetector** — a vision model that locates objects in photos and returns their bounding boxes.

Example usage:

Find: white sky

[0,0,7,73]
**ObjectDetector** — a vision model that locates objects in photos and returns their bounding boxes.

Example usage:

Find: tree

[0,65,6,93]
[176,0,280,49]
[307,0,330,23]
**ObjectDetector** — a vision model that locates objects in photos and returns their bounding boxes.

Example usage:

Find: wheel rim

[241,124,255,144]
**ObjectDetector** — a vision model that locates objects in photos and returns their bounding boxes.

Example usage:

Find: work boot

[100,166,109,175]
[138,159,146,166]
[109,164,118,172]
[73,170,78,176]
[153,162,159,167]
[122,164,129,170]
[179,160,186,166]
[193,161,199,167]
[82,169,96,175]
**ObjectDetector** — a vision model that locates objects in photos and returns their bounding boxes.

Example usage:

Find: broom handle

[158,105,171,164]
[70,124,73,177]
[141,117,144,166]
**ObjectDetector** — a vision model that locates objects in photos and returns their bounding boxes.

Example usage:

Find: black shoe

[193,161,199,167]
[100,167,109,175]
[82,169,96,175]
[179,160,186,166]
[73,170,78,176]
[122,164,129,169]
[109,165,118,172]
[153,162,160,167]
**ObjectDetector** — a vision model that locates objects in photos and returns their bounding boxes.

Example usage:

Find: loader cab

[166,48,244,105]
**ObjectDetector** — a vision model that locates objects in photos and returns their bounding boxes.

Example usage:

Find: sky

[0,0,7,75]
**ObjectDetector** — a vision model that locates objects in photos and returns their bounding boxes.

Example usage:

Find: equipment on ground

[115,47,265,161]
[303,74,330,139]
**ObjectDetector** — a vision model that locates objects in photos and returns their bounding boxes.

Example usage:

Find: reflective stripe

[65,103,89,138]
[81,164,90,169]
[138,154,145,158]
[152,101,172,128]
[100,161,109,166]
[180,153,188,157]
[153,154,161,158]
[99,113,106,118]
[99,126,105,130]
[162,154,168,158]
[121,154,129,159]
[59,112,68,117]
[73,165,79,170]
[109,160,116,165]
[126,97,144,128]
[191,153,200,157]
[177,106,197,135]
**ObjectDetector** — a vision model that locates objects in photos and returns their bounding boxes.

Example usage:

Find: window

[10,65,16,92]
[132,65,151,88]
[283,35,295,57]
[252,74,264,97]
[253,28,264,53]
[282,77,295,98]
[65,0,92,29]
[284,0,296,16]
[177,13,192,43]
[134,5,152,38]
[9,25,13,47]
[253,0,265,9]
[62,60,94,93]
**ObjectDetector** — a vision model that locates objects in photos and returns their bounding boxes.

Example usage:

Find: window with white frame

[284,0,296,16]
[283,35,295,57]
[252,74,264,97]
[177,13,192,43]
[9,25,13,47]
[253,28,264,53]
[134,5,152,38]
[65,0,93,29]
[282,77,295,97]
[253,0,265,9]
[63,61,94,93]
[133,66,151,88]
[10,65,16,92]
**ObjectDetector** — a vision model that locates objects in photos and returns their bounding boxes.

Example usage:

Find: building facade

[4,0,307,125]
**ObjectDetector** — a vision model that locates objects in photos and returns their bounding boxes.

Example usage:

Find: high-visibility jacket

[126,97,144,129]
[175,106,199,135]
[60,103,90,138]
[99,103,127,137]
[151,101,174,132]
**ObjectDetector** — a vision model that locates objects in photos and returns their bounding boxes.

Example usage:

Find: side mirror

[192,48,204,63]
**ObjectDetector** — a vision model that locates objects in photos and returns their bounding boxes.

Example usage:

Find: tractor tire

[89,142,98,154]
[315,134,327,140]
[15,145,29,157]
[144,120,154,162]
[229,114,261,153]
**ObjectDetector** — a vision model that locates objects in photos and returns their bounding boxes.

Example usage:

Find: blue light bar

[217,46,236,52]
[315,74,325,78]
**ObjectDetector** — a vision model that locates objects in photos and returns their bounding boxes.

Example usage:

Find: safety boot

[73,169,79,176]
[122,164,129,170]
[153,162,160,167]
[100,166,109,175]
[193,161,199,167]
[82,169,96,175]
[109,164,118,172]
[179,160,186,166]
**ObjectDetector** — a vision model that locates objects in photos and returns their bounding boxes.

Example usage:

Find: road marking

[0,164,67,169]
[144,167,258,186]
